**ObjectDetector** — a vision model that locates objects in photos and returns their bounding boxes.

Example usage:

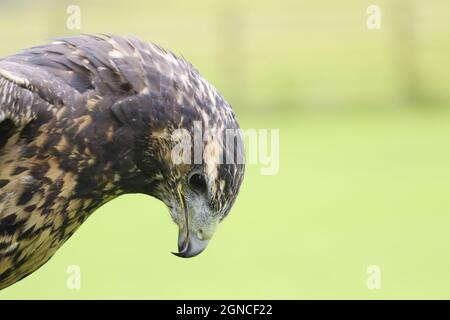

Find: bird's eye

[188,173,207,194]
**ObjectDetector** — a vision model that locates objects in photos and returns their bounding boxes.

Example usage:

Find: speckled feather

[0,35,245,290]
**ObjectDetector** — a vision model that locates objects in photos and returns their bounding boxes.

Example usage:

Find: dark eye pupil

[189,173,207,193]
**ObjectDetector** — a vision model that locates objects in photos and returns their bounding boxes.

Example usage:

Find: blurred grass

[0,0,449,298]
[0,0,449,111]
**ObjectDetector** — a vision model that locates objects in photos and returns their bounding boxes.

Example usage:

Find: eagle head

[108,40,246,258]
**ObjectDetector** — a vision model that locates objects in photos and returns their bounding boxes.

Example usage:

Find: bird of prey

[0,34,245,290]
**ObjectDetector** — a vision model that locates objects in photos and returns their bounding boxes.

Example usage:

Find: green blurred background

[0,0,449,299]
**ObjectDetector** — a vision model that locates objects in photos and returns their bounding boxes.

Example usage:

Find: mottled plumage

[0,34,245,290]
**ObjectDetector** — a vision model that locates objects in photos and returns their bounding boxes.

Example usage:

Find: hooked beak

[173,228,209,258]
[172,185,210,258]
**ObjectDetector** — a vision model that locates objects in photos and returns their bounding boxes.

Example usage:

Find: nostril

[196,229,204,240]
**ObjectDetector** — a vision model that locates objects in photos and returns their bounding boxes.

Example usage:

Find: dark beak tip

[172,251,196,258]
[171,251,183,258]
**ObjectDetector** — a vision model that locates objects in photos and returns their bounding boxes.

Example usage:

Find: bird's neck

[67,122,157,202]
